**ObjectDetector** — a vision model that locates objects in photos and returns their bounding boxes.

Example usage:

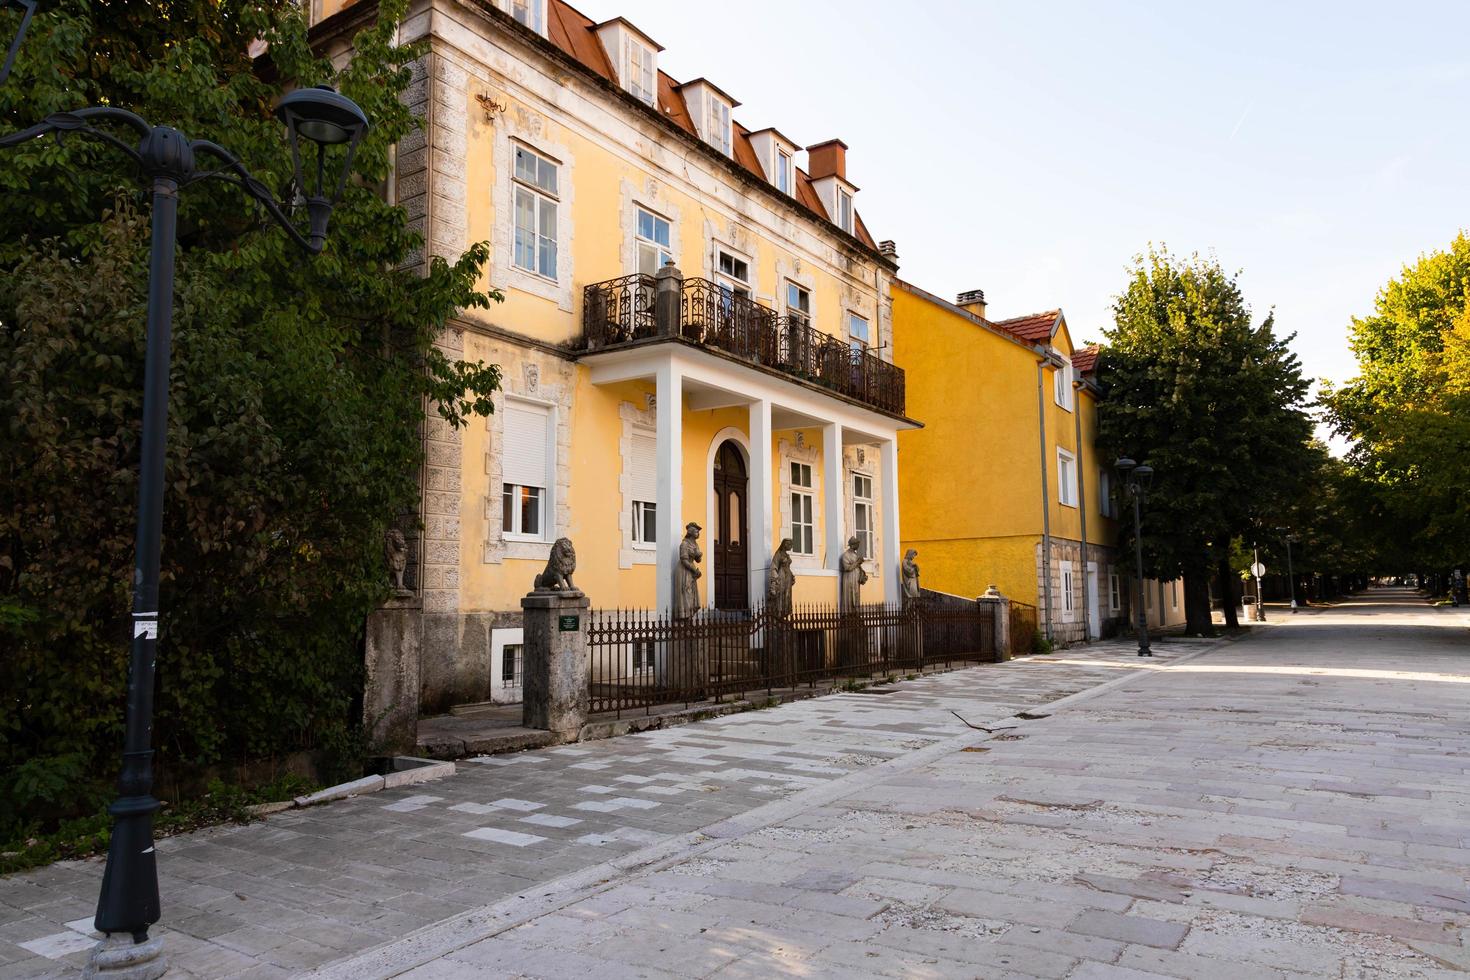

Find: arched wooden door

[712,440,749,611]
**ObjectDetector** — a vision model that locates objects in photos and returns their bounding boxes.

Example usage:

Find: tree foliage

[0,0,500,835]
[1325,233,1470,570]
[1097,247,1313,633]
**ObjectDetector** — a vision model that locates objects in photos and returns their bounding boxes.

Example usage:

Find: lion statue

[384,527,409,593]
[533,537,578,592]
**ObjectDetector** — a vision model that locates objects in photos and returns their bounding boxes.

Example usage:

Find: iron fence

[588,599,995,717]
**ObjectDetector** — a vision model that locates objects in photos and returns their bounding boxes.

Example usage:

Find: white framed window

[512,145,558,280]
[630,427,657,547]
[505,0,546,35]
[501,643,523,687]
[502,399,553,540]
[1098,468,1113,518]
[635,207,672,276]
[707,98,732,156]
[627,40,656,104]
[836,188,853,233]
[716,248,751,299]
[1054,358,1074,410]
[853,473,874,559]
[490,627,525,703]
[1060,561,1075,621]
[1109,573,1121,612]
[1057,448,1078,508]
[1171,580,1179,609]
[786,283,811,329]
[776,148,793,194]
[847,312,870,351]
[790,462,814,555]
[632,639,656,673]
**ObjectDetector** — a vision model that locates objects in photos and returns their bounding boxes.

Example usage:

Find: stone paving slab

[326,589,1470,978]
[0,635,1211,978]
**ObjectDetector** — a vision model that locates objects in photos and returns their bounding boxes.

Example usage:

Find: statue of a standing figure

[674,522,703,618]
[767,538,796,617]
[384,528,410,594]
[839,535,868,612]
[901,548,921,606]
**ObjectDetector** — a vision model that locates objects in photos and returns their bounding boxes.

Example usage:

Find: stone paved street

[4,588,1468,978]
[0,631,1214,978]
[324,589,1470,979]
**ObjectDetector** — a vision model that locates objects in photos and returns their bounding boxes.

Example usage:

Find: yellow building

[313,0,916,710]
[892,284,1184,644]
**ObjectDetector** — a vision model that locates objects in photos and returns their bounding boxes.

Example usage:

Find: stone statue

[839,535,868,612]
[901,548,921,606]
[674,522,703,618]
[384,528,410,594]
[533,537,579,593]
[767,538,796,618]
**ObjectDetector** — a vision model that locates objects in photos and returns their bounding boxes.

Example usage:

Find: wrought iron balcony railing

[581,272,906,416]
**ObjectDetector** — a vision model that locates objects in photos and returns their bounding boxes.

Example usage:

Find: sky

[607,0,1470,428]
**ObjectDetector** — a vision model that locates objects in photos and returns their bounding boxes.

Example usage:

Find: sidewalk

[0,636,1217,978]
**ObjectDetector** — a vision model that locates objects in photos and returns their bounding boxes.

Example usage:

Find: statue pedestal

[364,593,422,754]
[521,590,590,740]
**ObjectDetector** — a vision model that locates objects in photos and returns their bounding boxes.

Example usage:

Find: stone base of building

[1035,537,1123,645]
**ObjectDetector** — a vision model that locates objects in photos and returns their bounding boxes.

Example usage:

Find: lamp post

[2,78,368,978]
[1114,457,1154,657]
[1281,531,1299,612]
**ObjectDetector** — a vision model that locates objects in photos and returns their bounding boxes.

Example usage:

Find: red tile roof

[545,0,873,249]
[992,310,1061,344]
[1072,344,1099,375]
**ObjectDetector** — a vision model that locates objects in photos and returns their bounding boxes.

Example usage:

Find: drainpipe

[1072,378,1090,641]
[1036,358,1053,641]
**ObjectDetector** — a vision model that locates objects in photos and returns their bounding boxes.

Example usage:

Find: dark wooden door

[712,440,749,611]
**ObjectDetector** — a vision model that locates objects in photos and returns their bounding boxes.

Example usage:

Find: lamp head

[1115,457,1137,477]
[1134,464,1154,491]
[274,84,370,251]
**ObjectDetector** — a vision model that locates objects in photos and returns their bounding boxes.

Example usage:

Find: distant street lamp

[1280,530,1299,612]
[2,81,368,978]
[0,0,35,84]
[1115,457,1154,657]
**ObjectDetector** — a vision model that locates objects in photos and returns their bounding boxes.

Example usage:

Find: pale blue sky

[611,0,1470,404]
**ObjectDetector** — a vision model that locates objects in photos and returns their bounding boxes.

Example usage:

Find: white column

[880,438,901,607]
[748,399,773,610]
[823,421,844,574]
[655,359,684,613]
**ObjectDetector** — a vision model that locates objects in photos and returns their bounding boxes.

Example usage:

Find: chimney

[806,139,848,181]
[878,240,898,262]
[957,288,987,318]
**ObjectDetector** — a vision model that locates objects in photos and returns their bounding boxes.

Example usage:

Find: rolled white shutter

[631,429,657,503]
[502,401,549,488]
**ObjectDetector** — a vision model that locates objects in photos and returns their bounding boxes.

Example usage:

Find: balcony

[580,270,906,417]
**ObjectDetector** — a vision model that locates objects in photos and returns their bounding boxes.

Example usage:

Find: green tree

[1326,233,1470,572]
[1098,247,1313,634]
[0,0,500,835]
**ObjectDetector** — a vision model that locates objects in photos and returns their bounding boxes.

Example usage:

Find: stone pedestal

[364,594,422,755]
[979,585,1011,662]
[521,590,590,740]
[83,934,166,980]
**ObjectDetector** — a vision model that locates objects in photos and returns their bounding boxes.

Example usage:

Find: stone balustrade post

[364,594,422,754]
[979,585,1011,662]
[521,589,591,741]
[655,260,683,338]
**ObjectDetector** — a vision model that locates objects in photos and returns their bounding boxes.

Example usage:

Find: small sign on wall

[558,614,579,632]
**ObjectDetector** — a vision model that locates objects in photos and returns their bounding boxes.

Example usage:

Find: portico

[582,341,914,614]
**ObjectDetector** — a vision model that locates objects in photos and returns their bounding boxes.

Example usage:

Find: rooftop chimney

[806,139,848,182]
[957,288,987,318]
[878,240,898,262]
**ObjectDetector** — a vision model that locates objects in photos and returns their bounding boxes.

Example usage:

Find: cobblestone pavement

[1,634,1215,978]
[325,589,1470,979]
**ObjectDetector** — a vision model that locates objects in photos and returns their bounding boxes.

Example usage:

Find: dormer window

[836,188,853,233]
[707,98,731,156]
[776,149,793,194]
[506,0,546,35]
[628,40,655,104]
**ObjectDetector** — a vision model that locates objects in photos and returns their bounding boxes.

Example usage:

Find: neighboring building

[311,0,915,711]
[891,284,1184,643]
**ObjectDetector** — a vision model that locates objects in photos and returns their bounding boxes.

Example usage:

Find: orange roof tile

[992,310,1061,344]
[1073,344,1100,375]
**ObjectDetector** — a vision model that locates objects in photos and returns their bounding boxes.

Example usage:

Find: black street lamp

[1,86,367,977]
[0,0,35,84]
[1114,457,1155,657]
[1278,529,1300,612]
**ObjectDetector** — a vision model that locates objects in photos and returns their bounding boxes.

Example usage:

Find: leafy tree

[0,0,500,835]
[1326,233,1470,572]
[1098,247,1313,634]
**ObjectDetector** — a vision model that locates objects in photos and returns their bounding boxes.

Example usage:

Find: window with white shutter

[631,428,657,546]
[502,400,551,539]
